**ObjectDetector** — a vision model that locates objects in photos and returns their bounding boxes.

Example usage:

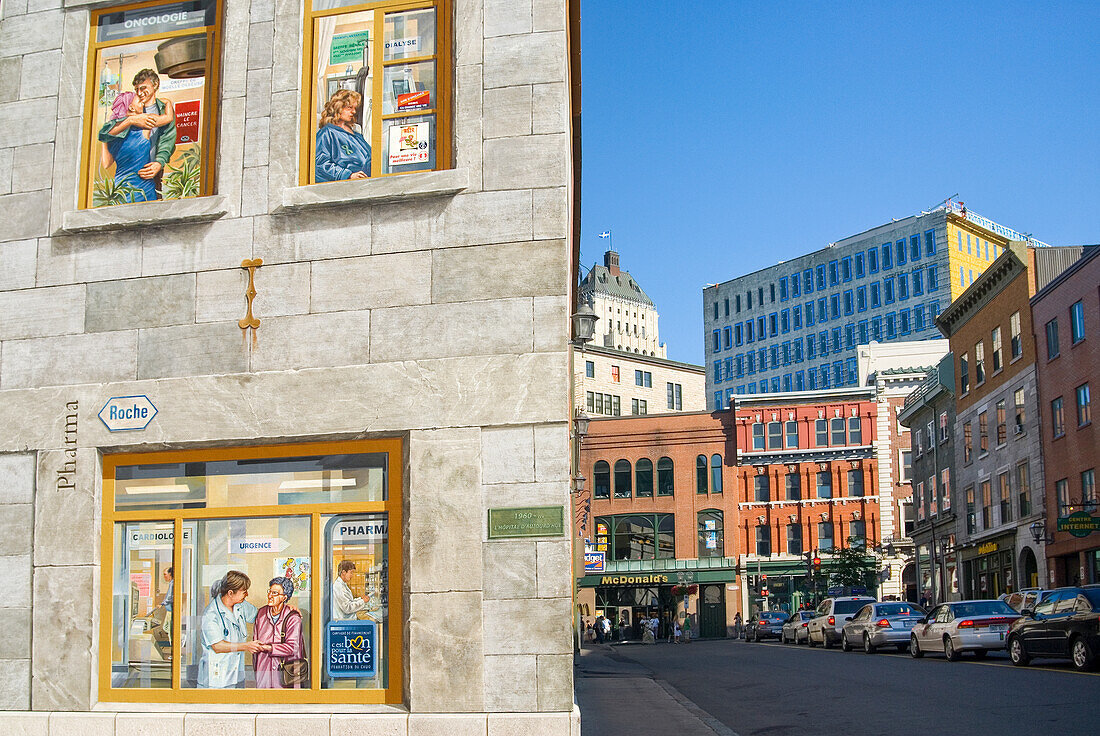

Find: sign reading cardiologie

[327,620,376,678]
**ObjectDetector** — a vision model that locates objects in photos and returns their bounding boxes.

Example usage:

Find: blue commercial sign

[584,550,605,573]
[99,395,157,432]
[326,620,376,678]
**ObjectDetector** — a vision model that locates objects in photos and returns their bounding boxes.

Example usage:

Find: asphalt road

[576,638,1100,736]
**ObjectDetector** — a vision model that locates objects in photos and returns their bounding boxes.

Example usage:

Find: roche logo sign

[99,395,158,432]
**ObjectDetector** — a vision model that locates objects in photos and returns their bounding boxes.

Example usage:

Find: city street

[576,639,1100,736]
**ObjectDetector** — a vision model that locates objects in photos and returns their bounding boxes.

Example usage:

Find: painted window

[83,0,222,208]
[102,440,401,703]
[698,510,724,558]
[303,0,447,183]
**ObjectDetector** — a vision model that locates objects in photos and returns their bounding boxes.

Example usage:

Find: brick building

[1031,246,1100,585]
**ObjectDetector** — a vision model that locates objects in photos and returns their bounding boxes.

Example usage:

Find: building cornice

[935,243,1027,337]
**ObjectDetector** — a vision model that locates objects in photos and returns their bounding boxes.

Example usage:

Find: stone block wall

[0,0,576,728]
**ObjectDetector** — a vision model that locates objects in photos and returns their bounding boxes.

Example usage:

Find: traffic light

[761,574,769,596]
[804,551,814,574]
[813,555,822,573]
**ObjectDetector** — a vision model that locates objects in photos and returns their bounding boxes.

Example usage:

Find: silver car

[909,600,1020,661]
[841,602,926,653]
[807,596,877,648]
[781,611,816,644]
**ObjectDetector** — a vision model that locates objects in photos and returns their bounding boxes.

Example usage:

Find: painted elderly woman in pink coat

[252,576,305,688]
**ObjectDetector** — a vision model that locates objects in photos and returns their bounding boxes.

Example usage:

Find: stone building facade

[579,249,666,357]
[0,0,579,733]
[575,344,704,418]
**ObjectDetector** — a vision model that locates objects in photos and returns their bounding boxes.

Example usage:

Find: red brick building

[1031,246,1100,585]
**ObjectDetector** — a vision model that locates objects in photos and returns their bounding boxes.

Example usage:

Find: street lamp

[571,299,598,346]
[1029,520,1054,545]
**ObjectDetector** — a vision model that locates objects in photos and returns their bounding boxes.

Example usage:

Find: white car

[908,599,1020,661]
[807,596,877,648]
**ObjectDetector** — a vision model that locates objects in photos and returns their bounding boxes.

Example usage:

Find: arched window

[593,461,610,499]
[696,455,708,494]
[786,523,802,555]
[612,515,653,560]
[710,454,723,494]
[657,457,674,496]
[614,459,632,498]
[698,510,724,557]
[635,458,653,497]
[656,514,675,558]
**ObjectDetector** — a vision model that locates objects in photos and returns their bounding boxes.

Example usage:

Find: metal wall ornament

[239,258,263,347]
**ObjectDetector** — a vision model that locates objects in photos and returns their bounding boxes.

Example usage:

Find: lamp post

[570,299,598,651]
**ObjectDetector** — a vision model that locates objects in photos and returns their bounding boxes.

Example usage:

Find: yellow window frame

[299,0,452,184]
[78,0,223,210]
[97,438,404,704]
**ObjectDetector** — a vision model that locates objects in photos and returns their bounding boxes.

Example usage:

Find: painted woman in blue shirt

[315,89,371,182]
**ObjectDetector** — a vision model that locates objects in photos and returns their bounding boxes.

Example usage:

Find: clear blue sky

[579,1,1100,366]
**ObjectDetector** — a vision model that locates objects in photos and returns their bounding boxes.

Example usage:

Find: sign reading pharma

[327,620,376,678]
[99,395,157,431]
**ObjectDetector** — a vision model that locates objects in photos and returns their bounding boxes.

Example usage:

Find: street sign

[99,395,157,432]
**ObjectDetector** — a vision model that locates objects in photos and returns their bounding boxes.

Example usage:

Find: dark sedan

[1007,586,1100,671]
[746,610,789,641]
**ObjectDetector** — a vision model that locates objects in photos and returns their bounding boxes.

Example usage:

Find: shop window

[656,457,674,496]
[698,510,724,558]
[695,455,708,494]
[83,0,222,208]
[635,459,653,497]
[102,440,401,703]
[710,455,723,494]
[593,460,610,499]
[614,459,632,498]
[303,0,447,184]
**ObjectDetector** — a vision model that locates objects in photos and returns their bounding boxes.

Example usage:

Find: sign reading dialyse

[487,506,565,539]
[327,620,376,678]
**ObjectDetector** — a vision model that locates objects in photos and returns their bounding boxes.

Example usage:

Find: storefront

[578,569,736,639]
[959,533,1016,599]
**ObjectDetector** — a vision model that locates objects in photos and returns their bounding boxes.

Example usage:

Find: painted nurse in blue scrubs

[315,89,372,182]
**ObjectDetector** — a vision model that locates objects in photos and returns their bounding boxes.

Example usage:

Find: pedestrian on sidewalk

[672,620,681,644]
[594,615,605,643]
[733,611,743,639]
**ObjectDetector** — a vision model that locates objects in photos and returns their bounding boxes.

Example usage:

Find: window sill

[276,168,468,213]
[60,195,228,234]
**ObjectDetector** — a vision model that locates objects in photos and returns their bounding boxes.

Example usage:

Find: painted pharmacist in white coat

[331,560,371,621]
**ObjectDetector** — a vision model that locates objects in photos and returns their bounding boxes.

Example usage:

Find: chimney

[604,250,620,275]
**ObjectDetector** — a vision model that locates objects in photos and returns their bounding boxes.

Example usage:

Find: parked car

[807,596,876,648]
[1007,586,1100,671]
[781,611,816,644]
[841,602,926,653]
[1001,588,1048,612]
[746,610,789,641]
[909,599,1019,661]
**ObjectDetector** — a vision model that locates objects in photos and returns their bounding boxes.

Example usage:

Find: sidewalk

[574,643,737,736]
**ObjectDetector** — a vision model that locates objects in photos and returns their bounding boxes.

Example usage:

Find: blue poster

[326,620,376,678]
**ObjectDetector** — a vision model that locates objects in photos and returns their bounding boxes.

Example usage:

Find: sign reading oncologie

[99,395,158,432]
[327,620,376,678]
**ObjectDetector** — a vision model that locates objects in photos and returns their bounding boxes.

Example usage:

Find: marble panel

[532,297,567,352]
[536,654,574,712]
[533,423,568,482]
[17,49,60,99]
[35,232,143,287]
[0,708,43,734]
[483,541,535,600]
[0,10,63,57]
[31,565,93,710]
[183,713,256,736]
[141,217,253,277]
[484,0,531,37]
[116,713,185,736]
[0,97,57,147]
[250,311,371,372]
[264,206,372,265]
[219,0,252,98]
[481,426,535,484]
[369,196,448,255]
[248,0,274,24]
[243,117,270,169]
[137,322,249,380]
[484,655,537,711]
[240,166,269,217]
[0,146,11,194]
[277,168,467,214]
[482,597,571,655]
[408,428,482,593]
[34,449,96,566]
[330,714,406,736]
[408,714,487,736]
[196,263,309,323]
[483,86,531,139]
[1,0,27,15]
[532,187,567,240]
[532,0,565,32]
[246,21,274,70]
[535,540,571,599]
[0,239,36,291]
[59,195,228,235]
[0,283,83,340]
[370,298,533,363]
[11,141,53,192]
[26,0,61,12]
[408,591,484,712]
[483,481,568,510]
[0,453,35,504]
[56,8,86,119]
[0,504,33,556]
[531,82,567,135]
[0,189,51,239]
[252,715,328,736]
[432,240,565,304]
[483,134,568,192]
[269,0,301,93]
[310,251,431,313]
[85,274,197,332]
[0,330,138,389]
[266,89,298,197]
[487,713,571,736]
[454,0,483,67]
[2,555,31,609]
[50,712,116,736]
[483,32,566,89]
[0,607,31,658]
[215,96,247,218]
[245,68,272,119]
[453,64,484,193]
[0,57,19,103]
[441,191,532,249]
